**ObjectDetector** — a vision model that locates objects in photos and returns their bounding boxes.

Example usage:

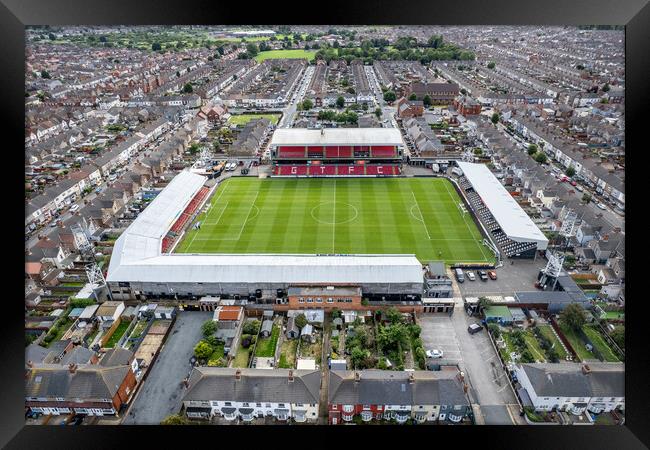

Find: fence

[99,317,123,348]
[549,317,579,362]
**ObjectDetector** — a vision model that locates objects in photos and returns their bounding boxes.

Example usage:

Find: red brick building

[25,358,137,417]
[287,286,363,310]
[396,97,424,119]
[452,96,482,116]
[403,82,459,105]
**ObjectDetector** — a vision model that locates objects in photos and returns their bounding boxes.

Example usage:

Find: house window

[363,405,371,410]
[327,298,333,303]
[343,405,354,413]
[316,298,322,303]
[332,405,338,410]
[307,298,313,303]
[299,298,304,303]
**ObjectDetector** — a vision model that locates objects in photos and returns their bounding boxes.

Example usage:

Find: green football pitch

[174,177,494,264]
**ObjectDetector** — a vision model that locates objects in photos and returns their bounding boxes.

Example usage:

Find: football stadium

[174,177,491,263]
[106,128,548,305]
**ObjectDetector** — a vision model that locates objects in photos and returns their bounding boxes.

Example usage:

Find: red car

[487,270,497,280]
[570,181,577,186]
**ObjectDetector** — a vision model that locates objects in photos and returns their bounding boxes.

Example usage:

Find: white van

[69,204,79,213]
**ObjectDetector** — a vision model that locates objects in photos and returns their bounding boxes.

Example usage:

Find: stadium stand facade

[270,128,404,177]
[456,162,548,258]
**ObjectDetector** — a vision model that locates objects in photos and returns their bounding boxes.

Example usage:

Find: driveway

[449,305,520,424]
[122,311,212,424]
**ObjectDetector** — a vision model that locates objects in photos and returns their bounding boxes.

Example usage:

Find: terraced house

[25,360,137,417]
[182,368,320,422]
[328,369,471,424]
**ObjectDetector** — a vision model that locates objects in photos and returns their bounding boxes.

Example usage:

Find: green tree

[602,83,610,92]
[427,34,443,48]
[161,414,189,425]
[560,303,586,331]
[362,102,368,111]
[336,96,345,108]
[374,107,382,119]
[487,61,496,69]
[487,323,501,338]
[41,70,51,79]
[581,193,592,204]
[201,320,217,338]
[99,36,107,43]
[610,326,624,349]
[48,33,56,40]
[478,296,493,313]
[246,42,259,58]
[294,313,308,330]
[385,307,403,324]
[534,152,548,164]
[351,347,369,369]
[527,144,538,155]
[151,42,161,51]
[460,88,467,95]
[302,99,313,110]
[423,95,432,107]
[383,91,396,103]
[182,83,193,93]
[194,340,213,360]
[408,93,417,101]
[242,320,260,335]
[565,166,576,177]
[490,112,500,125]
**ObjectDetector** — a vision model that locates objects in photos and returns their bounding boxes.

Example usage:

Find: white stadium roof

[270,128,404,146]
[108,253,423,284]
[107,170,422,285]
[457,162,548,249]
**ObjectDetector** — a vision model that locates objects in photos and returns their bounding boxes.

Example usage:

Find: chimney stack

[288,370,294,383]
[354,371,361,383]
[235,369,241,381]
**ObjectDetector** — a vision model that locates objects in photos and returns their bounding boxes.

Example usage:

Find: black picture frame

[2,0,647,448]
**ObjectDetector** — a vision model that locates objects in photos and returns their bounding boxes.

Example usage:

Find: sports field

[174,177,494,264]
[254,49,316,62]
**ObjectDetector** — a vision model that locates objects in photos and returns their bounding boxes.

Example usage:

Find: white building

[182,368,320,422]
[515,363,624,415]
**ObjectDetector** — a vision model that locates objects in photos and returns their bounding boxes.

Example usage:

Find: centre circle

[310,202,359,225]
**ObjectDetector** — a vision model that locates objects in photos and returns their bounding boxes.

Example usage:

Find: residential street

[122,311,212,425]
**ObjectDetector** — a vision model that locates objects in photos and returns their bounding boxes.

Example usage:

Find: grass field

[175,177,493,264]
[254,49,316,62]
[228,113,281,126]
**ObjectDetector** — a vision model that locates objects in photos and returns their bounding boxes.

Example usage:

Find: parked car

[466,271,476,281]
[478,270,489,281]
[69,204,79,213]
[575,185,584,192]
[454,268,465,283]
[487,270,497,280]
[426,349,444,359]
[468,323,484,334]
[596,202,607,210]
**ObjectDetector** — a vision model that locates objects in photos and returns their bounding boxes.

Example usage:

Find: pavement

[418,273,523,425]
[458,259,546,297]
[122,311,212,425]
